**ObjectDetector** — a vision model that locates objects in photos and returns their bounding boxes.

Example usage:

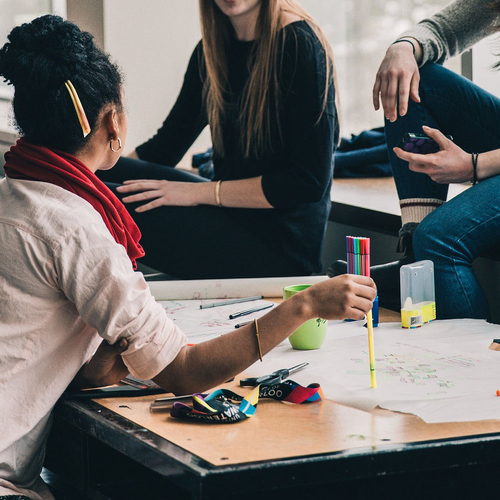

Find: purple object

[401,135,440,154]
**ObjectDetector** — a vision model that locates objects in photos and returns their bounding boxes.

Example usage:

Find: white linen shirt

[0,177,187,499]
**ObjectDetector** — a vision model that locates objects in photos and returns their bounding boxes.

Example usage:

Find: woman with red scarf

[0,16,375,500]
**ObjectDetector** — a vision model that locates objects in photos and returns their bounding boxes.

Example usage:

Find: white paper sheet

[245,318,500,423]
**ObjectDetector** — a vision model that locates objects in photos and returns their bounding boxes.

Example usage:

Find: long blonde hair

[198,0,337,158]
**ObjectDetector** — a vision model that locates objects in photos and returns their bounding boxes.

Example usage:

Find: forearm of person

[70,339,129,390]
[71,360,116,389]
[477,149,500,181]
[392,36,423,65]
[193,176,273,208]
[153,292,312,395]
[71,362,100,389]
[215,176,272,208]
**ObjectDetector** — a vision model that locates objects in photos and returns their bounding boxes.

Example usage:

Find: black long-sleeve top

[137,21,338,274]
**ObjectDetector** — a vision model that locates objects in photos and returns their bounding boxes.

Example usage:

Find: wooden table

[45,380,500,499]
[44,307,500,500]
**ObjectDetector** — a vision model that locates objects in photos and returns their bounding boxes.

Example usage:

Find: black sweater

[136,21,338,274]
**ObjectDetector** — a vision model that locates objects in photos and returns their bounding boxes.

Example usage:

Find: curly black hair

[0,15,122,154]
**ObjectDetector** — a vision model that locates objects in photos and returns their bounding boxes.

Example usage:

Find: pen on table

[200,295,264,309]
[229,303,273,320]
[234,320,253,329]
[366,309,377,389]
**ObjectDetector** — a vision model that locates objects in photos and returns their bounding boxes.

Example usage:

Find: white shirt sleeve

[53,221,187,380]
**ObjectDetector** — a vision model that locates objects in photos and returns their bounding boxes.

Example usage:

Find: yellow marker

[366,310,377,388]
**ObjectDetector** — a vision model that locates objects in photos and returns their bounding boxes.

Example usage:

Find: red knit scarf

[4,138,144,269]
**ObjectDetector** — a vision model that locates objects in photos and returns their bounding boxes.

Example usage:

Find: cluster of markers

[346,236,371,276]
[346,236,377,389]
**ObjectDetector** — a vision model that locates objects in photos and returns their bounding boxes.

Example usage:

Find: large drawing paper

[159,299,500,424]
[244,318,500,423]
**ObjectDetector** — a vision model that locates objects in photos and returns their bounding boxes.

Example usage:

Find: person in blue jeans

[330,0,500,320]
[386,62,500,320]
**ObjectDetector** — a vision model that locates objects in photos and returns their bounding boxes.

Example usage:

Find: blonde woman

[99,0,338,279]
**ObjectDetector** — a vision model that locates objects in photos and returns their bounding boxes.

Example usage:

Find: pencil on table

[366,309,377,388]
[361,237,377,389]
[347,236,377,389]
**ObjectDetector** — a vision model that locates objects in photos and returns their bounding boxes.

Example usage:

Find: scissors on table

[239,362,309,387]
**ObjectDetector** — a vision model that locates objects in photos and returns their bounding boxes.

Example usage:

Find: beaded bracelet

[392,38,416,55]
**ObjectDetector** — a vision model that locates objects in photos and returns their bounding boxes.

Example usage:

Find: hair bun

[0,15,94,90]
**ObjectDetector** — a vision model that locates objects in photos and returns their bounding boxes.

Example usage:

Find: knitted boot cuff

[400,198,445,226]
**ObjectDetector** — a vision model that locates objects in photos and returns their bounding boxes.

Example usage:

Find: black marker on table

[229,303,273,320]
[234,320,252,329]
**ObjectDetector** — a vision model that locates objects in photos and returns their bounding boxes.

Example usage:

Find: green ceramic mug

[283,284,328,350]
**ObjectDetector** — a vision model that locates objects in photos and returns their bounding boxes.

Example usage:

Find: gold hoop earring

[110,137,122,153]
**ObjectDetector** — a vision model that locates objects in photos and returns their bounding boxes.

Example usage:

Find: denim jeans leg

[385,62,500,202]
[385,86,445,202]
[413,175,500,320]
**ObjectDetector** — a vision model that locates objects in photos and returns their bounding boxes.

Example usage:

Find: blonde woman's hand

[373,41,421,122]
[394,126,472,184]
[117,179,210,211]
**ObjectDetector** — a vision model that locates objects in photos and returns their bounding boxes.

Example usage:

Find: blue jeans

[385,63,500,320]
